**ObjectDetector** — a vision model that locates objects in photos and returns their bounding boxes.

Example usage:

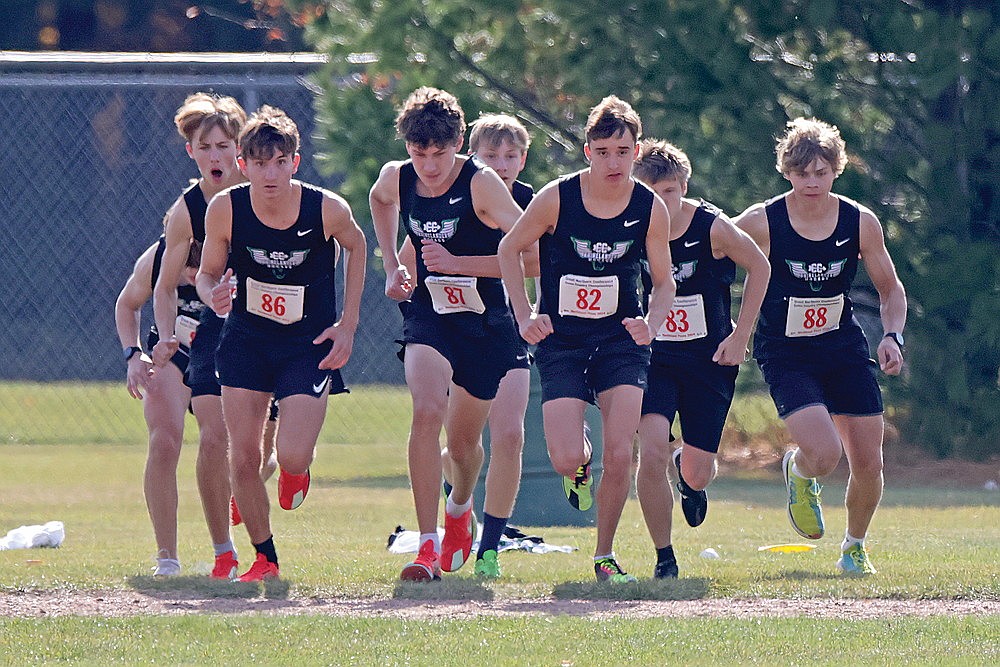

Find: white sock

[445,494,472,518]
[419,532,441,553]
[842,533,864,551]
[594,552,615,562]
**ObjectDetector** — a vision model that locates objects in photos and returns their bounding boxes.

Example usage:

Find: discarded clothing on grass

[0,521,65,550]
[386,524,575,555]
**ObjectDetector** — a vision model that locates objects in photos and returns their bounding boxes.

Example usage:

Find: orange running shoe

[278,468,310,510]
[211,550,239,580]
[229,496,242,526]
[236,553,279,582]
[400,539,441,582]
[440,507,477,573]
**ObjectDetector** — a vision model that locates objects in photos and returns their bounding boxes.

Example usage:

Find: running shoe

[229,496,242,527]
[278,468,310,510]
[782,450,824,539]
[837,543,877,576]
[654,558,679,579]
[673,448,708,528]
[440,507,477,572]
[236,553,279,582]
[400,539,441,582]
[563,456,594,512]
[211,550,239,580]
[153,558,180,577]
[474,549,501,579]
[594,556,637,583]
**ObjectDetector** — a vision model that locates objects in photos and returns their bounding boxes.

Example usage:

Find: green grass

[1,383,998,664]
[1,616,997,665]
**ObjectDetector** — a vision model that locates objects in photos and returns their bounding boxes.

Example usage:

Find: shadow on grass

[552,577,710,601]
[127,574,291,601]
[760,569,841,582]
[392,577,494,602]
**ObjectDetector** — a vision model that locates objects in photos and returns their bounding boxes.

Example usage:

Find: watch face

[124,346,141,362]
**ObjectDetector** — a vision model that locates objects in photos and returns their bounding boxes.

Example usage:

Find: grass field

[1,383,998,665]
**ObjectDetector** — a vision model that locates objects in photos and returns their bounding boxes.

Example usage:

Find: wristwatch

[883,332,905,350]
[123,346,143,363]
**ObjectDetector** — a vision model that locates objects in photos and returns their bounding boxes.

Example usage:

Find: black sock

[477,512,508,559]
[254,536,278,565]
[656,545,676,564]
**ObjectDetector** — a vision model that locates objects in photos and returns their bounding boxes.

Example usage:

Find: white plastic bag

[0,521,65,550]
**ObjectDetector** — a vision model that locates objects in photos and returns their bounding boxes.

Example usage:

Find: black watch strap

[123,346,143,363]
[884,332,904,349]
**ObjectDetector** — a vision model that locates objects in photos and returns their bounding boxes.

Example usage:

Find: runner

[498,95,675,582]
[437,113,536,578]
[197,105,366,582]
[734,117,907,575]
[633,139,769,578]
[150,92,247,578]
[370,88,525,581]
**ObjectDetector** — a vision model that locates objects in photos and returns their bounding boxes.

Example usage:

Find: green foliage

[290,0,1000,459]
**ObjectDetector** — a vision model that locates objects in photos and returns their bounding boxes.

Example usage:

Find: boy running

[371,88,525,581]
[197,106,366,581]
[632,139,769,578]
[499,96,675,583]
[735,117,906,575]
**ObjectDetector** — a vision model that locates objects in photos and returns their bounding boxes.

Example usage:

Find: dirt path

[2,589,998,620]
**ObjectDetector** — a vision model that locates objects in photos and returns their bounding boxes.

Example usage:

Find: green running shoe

[782,450,824,539]
[837,543,877,576]
[594,556,637,583]
[563,456,593,511]
[474,549,501,579]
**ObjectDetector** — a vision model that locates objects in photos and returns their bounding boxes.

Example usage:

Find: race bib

[174,315,199,347]
[785,295,844,337]
[558,274,619,319]
[425,276,486,314]
[655,294,708,341]
[246,277,305,325]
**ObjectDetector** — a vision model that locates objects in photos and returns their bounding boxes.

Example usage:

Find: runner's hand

[385,266,413,302]
[712,333,750,366]
[151,338,179,367]
[623,316,653,346]
[125,353,153,399]
[518,312,553,345]
[210,268,235,316]
[315,321,356,370]
[420,239,458,274]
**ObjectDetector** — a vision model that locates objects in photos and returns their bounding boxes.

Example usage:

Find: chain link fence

[0,53,409,445]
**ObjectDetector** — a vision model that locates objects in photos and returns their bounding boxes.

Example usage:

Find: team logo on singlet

[409,215,459,242]
[571,237,632,271]
[247,247,310,279]
[786,259,847,292]
[672,260,697,284]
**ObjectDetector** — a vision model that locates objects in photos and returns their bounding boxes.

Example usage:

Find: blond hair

[633,139,692,185]
[775,117,847,176]
[173,92,246,143]
[469,113,530,154]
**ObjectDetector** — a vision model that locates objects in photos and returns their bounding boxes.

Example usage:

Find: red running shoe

[236,553,279,582]
[400,539,441,582]
[230,496,242,526]
[278,468,310,510]
[211,550,239,580]
[440,507,477,573]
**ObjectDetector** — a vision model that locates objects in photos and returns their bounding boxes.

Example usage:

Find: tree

[289,0,999,459]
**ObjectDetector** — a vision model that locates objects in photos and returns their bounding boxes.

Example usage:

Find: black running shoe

[673,449,707,527]
[654,559,679,579]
